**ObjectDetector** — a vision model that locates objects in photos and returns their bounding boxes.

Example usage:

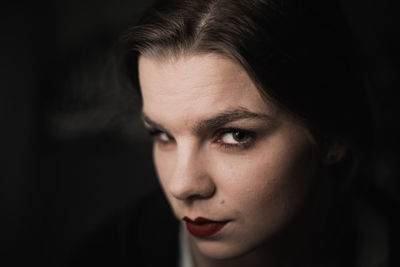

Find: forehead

[138,53,277,127]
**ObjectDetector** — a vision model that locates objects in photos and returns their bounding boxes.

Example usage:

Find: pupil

[233,131,246,141]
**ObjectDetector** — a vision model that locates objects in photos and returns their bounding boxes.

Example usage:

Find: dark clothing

[67,189,180,267]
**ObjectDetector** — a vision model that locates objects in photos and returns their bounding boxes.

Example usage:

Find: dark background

[1,0,399,266]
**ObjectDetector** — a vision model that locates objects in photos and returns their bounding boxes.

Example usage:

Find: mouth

[183,216,229,238]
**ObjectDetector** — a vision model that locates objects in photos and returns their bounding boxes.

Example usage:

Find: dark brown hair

[117,0,373,189]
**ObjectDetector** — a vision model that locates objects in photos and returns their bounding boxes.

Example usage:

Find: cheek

[153,148,186,218]
[209,134,315,228]
[213,147,312,199]
[153,147,175,193]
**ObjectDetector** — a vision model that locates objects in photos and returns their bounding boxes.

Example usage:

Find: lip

[183,216,229,238]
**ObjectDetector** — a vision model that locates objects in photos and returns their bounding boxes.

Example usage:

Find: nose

[167,142,216,201]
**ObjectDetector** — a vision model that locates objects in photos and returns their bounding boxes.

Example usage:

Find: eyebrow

[141,107,274,135]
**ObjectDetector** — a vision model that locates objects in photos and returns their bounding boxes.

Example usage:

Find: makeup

[183,217,228,238]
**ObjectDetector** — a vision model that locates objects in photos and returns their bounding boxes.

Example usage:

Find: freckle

[220,200,225,205]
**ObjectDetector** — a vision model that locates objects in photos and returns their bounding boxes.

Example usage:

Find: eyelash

[147,128,256,151]
[213,128,256,150]
[147,129,174,143]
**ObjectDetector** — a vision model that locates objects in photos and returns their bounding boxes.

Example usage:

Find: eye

[215,128,256,149]
[158,132,171,142]
[221,130,250,144]
[147,129,174,145]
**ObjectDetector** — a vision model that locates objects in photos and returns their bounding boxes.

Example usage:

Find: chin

[194,238,255,260]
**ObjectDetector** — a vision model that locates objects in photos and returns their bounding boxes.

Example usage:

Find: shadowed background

[1,0,399,266]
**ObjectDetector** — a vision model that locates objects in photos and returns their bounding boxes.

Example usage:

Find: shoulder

[65,188,179,267]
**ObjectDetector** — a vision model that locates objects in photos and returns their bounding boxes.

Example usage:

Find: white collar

[179,224,195,267]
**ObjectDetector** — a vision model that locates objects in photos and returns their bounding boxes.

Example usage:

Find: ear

[323,140,349,166]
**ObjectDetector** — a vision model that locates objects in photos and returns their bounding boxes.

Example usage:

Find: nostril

[185,194,204,202]
[186,190,215,202]
[169,175,216,201]
[186,184,216,201]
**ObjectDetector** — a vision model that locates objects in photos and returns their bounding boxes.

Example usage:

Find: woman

[69,0,390,266]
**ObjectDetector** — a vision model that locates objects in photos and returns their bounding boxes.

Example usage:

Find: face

[139,53,318,260]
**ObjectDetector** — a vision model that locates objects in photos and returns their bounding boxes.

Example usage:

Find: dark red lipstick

[183,217,228,238]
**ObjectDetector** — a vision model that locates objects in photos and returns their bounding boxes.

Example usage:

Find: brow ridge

[192,107,272,134]
[141,107,273,135]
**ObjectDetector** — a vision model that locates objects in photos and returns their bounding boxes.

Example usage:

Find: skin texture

[139,53,331,267]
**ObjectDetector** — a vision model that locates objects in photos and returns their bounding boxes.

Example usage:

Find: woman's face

[139,53,318,260]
